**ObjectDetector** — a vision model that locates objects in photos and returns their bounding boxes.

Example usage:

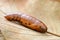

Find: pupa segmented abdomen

[5,13,47,33]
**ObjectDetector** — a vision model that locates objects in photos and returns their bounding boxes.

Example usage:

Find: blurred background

[0,0,60,40]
